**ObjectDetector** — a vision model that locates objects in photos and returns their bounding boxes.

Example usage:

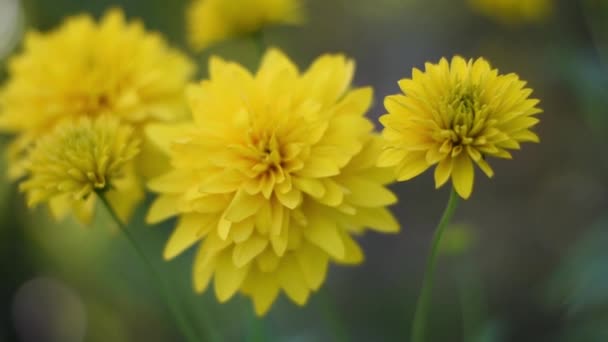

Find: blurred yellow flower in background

[468,0,552,23]
[146,48,399,315]
[19,116,140,224]
[0,8,195,180]
[378,56,541,199]
[186,0,304,51]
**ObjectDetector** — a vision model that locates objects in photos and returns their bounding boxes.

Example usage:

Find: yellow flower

[146,49,399,315]
[19,116,141,224]
[468,0,552,23]
[0,8,195,179]
[186,0,304,51]
[378,56,541,199]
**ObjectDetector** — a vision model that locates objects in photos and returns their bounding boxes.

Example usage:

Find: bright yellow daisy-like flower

[0,8,195,180]
[146,48,399,315]
[378,56,541,199]
[186,0,304,51]
[19,116,140,224]
[468,0,552,23]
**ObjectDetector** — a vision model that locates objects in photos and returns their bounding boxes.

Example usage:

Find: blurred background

[1,0,607,341]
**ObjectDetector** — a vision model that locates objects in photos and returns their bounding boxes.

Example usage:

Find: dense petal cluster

[20,116,141,224]
[379,56,541,199]
[146,49,399,315]
[186,0,304,51]
[0,8,195,179]
[468,0,552,23]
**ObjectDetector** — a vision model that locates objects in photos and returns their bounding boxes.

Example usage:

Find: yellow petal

[224,190,263,222]
[352,207,400,233]
[475,158,495,178]
[293,177,326,198]
[217,218,232,240]
[297,156,340,178]
[270,218,289,256]
[256,249,280,272]
[335,229,364,265]
[231,218,255,243]
[145,123,190,155]
[48,195,71,220]
[255,202,272,235]
[377,148,407,168]
[295,243,329,290]
[395,152,430,181]
[275,189,302,209]
[300,54,354,106]
[257,48,299,86]
[451,154,474,199]
[465,146,482,162]
[342,177,397,207]
[164,213,211,260]
[500,117,540,133]
[270,200,284,236]
[316,179,344,207]
[333,87,373,117]
[510,130,540,143]
[249,272,280,316]
[434,157,453,189]
[193,246,216,293]
[146,195,180,224]
[304,213,344,259]
[425,144,447,164]
[148,170,194,193]
[105,172,144,223]
[232,236,268,268]
[214,252,250,302]
[277,255,310,305]
[71,195,96,225]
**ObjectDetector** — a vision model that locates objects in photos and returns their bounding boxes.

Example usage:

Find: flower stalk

[411,188,460,342]
[96,192,201,342]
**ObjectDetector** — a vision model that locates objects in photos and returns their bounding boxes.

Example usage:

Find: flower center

[442,83,484,146]
[246,130,288,183]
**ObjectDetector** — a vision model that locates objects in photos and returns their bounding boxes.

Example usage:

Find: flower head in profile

[378,56,541,199]
[20,116,141,224]
[146,48,399,315]
[186,0,304,51]
[468,0,552,23]
[0,8,195,180]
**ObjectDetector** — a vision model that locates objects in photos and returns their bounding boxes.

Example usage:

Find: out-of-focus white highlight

[0,0,23,60]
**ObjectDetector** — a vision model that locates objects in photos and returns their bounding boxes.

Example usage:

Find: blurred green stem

[411,189,460,342]
[96,192,201,342]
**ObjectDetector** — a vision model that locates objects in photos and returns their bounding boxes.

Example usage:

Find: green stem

[96,192,201,342]
[411,188,460,342]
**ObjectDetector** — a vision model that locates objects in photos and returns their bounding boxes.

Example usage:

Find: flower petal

[232,236,268,268]
[214,252,250,302]
[451,154,474,199]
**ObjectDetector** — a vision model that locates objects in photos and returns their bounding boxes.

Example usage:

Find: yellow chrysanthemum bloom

[468,0,552,23]
[186,0,304,51]
[146,48,399,315]
[0,8,195,180]
[378,56,541,199]
[19,116,140,224]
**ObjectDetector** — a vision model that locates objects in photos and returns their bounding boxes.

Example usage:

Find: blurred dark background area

[1,0,607,341]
